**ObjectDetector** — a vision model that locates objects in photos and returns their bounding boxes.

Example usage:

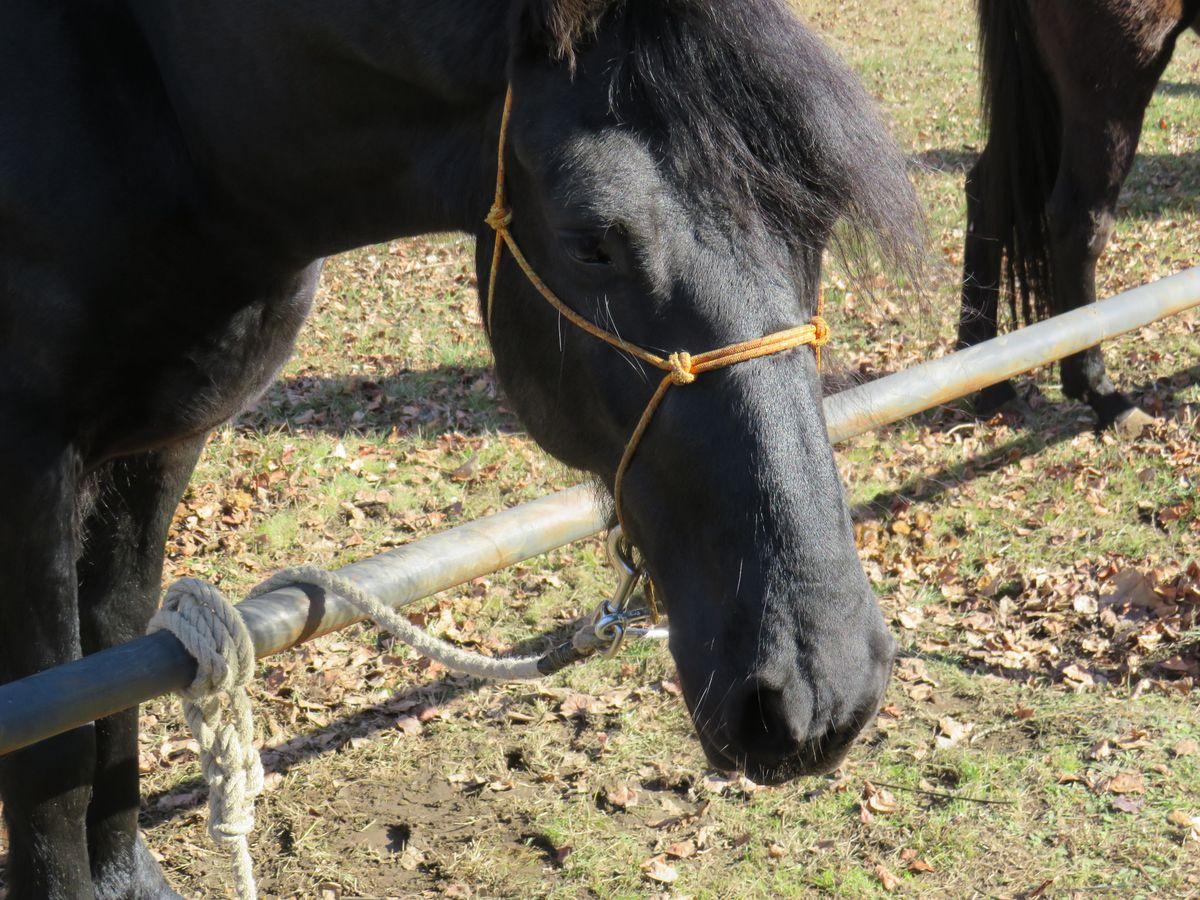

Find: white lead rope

[149,579,264,900]
[148,563,640,899]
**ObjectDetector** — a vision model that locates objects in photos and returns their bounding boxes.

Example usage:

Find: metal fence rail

[2,266,1198,757]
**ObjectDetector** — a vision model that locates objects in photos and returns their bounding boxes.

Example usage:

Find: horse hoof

[1113,407,1157,439]
[95,836,184,900]
[132,836,184,900]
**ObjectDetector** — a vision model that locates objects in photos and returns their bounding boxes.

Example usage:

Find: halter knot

[485,203,513,232]
[666,352,696,385]
[811,315,831,347]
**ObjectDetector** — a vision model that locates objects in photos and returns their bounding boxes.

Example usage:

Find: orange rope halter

[484,86,830,532]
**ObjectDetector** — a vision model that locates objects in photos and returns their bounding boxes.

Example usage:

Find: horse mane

[528,0,610,61]
[530,0,922,276]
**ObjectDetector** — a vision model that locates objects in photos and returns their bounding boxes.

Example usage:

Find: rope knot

[150,579,263,900]
[666,351,695,385]
[811,315,831,348]
[485,203,513,232]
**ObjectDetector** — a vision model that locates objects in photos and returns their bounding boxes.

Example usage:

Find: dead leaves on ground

[848,400,1199,698]
[881,550,1199,694]
[860,781,899,822]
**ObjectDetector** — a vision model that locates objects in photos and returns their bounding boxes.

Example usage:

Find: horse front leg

[0,421,95,899]
[78,439,206,900]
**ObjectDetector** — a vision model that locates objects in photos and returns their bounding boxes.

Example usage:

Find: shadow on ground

[233,365,517,439]
[850,360,1200,524]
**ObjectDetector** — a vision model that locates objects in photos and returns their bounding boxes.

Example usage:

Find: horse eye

[560,230,613,267]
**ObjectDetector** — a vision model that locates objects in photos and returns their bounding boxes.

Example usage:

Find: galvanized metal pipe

[1,266,1198,756]
[0,487,607,757]
[825,267,1200,442]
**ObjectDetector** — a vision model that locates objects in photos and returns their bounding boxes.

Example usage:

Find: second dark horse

[960,0,1200,429]
[0,1,919,896]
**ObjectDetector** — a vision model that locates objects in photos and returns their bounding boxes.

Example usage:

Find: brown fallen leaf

[894,658,937,685]
[664,840,696,859]
[700,775,732,795]
[1114,728,1151,751]
[558,693,596,718]
[1169,810,1200,843]
[1171,739,1199,758]
[935,716,973,749]
[861,782,899,815]
[908,858,936,874]
[550,844,572,866]
[648,815,684,830]
[449,454,478,482]
[641,855,678,884]
[1106,772,1146,795]
[1111,795,1145,814]
[605,785,639,810]
[395,715,422,736]
[1087,739,1113,761]
[907,684,934,702]
[874,863,899,892]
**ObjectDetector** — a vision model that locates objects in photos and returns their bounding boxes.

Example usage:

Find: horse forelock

[526,0,615,62]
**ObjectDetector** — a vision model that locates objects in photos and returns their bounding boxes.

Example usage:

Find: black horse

[0,1,919,895]
[960,0,1200,430]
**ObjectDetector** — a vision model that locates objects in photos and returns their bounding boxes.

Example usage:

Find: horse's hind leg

[77,439,205,900]
[1036,3,1181,433]
[959,150,1019,413]
[1047,108,1149,432]
[0,423,95,898]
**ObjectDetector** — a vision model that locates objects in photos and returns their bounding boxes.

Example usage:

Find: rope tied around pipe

[149,579,264,900]
[150,560,643,899]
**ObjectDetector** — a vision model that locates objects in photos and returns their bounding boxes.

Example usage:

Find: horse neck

[132,0,510,259]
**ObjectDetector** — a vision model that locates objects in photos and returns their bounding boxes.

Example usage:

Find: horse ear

[515,0,611,64]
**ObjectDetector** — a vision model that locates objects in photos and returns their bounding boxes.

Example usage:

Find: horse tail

[976,0,1061,323]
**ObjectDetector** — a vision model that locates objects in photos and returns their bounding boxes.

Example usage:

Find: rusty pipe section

[2,266,1199,756]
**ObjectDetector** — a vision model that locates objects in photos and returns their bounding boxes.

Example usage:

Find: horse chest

[85,262,321,463]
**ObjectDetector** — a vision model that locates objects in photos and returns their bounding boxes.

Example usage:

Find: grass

[9,0,1197,897]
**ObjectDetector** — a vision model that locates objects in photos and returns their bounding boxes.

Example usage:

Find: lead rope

[483,85,830,536]
[149,558,640,900]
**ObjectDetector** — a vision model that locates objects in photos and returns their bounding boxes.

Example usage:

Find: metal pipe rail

[2,266,1198,756]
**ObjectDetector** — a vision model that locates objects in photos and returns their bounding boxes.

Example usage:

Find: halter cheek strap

[483,86,830,533]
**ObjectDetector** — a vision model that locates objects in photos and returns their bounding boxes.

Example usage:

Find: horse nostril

[731,680,804,761]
